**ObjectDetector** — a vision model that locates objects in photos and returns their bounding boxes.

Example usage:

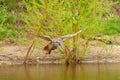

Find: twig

[23,40,35,64]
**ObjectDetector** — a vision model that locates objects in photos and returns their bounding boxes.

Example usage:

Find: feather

[30,34,52,41]
[58,30,82,41]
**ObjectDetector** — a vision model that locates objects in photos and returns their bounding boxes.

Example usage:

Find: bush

[23,0,114,38]
[0,6,17,39]
[104,17,120,35]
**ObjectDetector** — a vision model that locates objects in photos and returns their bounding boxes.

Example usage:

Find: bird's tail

[43,45,51,54]
[43,45,49,51]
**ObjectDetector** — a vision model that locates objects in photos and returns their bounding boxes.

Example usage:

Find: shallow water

[0,63,120,80]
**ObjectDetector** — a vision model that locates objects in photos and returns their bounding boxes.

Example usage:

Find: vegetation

[0,6,17,39]
[0,0,120,64]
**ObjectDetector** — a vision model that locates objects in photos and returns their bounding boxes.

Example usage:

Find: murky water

[0,63,120,80]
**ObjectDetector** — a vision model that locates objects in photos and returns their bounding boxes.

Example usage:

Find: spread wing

[58,30,82,41]
[30,34,52,41]
[38,35,52,41]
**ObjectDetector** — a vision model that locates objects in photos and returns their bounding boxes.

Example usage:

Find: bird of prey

[32,30,82,54]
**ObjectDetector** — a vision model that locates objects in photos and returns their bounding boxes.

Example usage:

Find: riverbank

[0,36,120,65]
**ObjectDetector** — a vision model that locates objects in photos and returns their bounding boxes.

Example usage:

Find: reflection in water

[63,65,76,80]
[0,64,120,80]
[24,65,32,80]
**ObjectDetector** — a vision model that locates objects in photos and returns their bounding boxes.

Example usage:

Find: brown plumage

[32,30,82,54]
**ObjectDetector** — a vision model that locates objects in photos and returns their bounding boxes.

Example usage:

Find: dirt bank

[0,36,120,65]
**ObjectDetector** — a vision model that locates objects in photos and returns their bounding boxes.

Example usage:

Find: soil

[113,4,120,17]
[0,36,120,65]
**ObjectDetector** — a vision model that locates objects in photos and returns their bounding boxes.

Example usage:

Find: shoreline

[0,58,120,66]
[0,36,120,65]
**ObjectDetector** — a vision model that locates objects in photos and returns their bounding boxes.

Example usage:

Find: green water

[0,64,120,80]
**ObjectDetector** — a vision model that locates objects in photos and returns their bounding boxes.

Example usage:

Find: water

[0,64,120,80]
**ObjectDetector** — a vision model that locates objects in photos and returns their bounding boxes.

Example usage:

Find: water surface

[0,63,120,80]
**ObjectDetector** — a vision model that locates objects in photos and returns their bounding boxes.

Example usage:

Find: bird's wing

[38,35,52,41]
[58,30,82,41]
[30,34,52,41]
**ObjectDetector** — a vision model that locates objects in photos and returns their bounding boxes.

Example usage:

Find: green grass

[0,1,119,44]
[0,6,17,39]
[117,0,120,4]
[104,17,120,35]
[0,0,119,40]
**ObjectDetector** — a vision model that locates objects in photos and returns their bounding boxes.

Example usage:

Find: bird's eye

[59,43,61,45]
